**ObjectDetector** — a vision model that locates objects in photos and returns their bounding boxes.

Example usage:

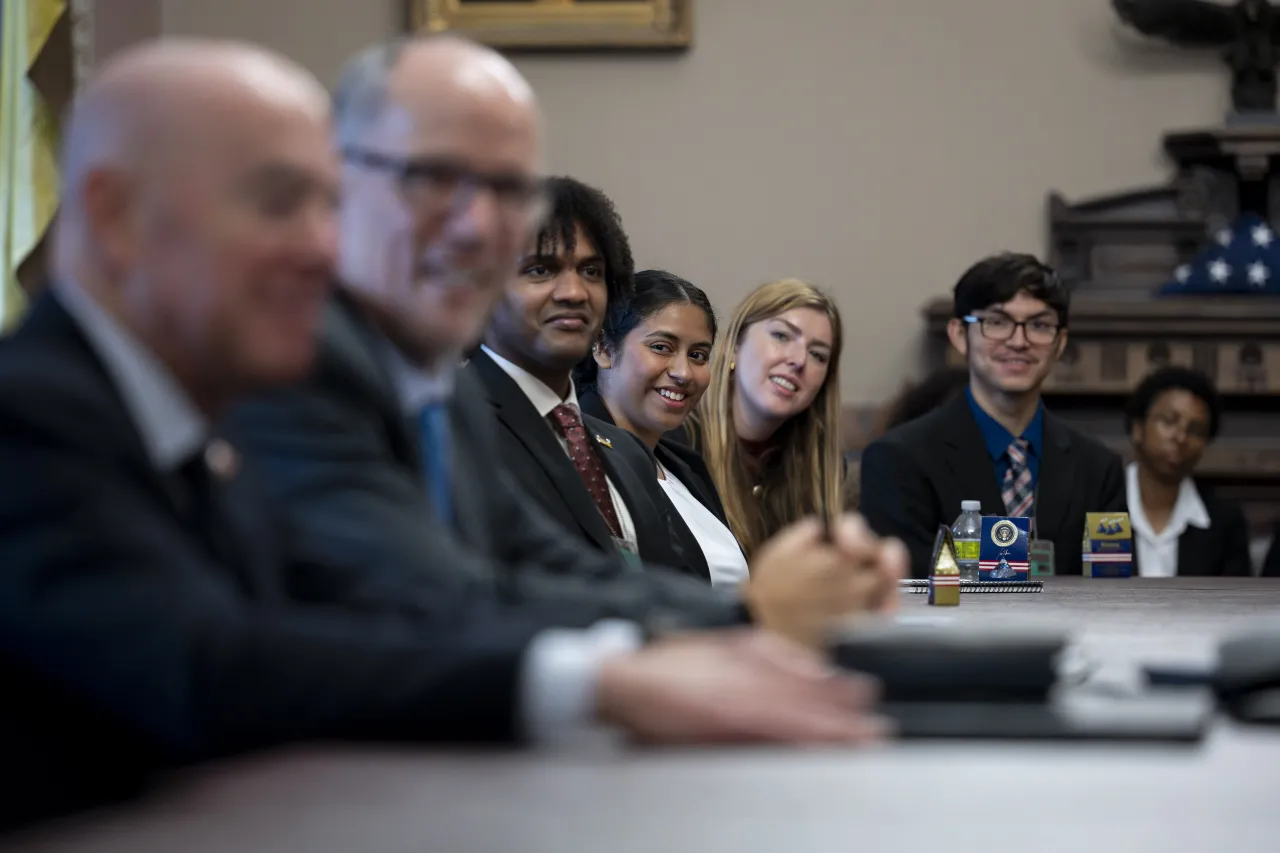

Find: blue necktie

[418,402,453,526]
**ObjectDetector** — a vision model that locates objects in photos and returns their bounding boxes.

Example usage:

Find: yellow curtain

[1,0,67,330]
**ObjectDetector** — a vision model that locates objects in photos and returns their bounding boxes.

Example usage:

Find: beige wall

[158,0,1227,403]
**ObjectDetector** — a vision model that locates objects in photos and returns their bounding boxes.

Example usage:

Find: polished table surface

[8,578,1280,853]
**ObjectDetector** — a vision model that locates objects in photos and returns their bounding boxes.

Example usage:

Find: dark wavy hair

[533,176,635,310]
[953,252,1070,328]
[574,269,717,391]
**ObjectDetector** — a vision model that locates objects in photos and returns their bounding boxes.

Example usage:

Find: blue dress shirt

[967,386,1044,495]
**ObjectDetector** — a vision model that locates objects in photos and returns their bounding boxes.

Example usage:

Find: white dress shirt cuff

[520,619,642,748]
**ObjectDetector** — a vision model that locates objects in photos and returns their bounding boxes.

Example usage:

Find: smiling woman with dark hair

[577,270,749,588]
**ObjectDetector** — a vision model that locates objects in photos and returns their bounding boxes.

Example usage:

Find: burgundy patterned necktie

[1002,437,1035,518]
[548,403,622,539]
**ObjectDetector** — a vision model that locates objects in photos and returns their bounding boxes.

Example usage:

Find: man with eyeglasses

[859,252,1125,578]
[225,34,904,749]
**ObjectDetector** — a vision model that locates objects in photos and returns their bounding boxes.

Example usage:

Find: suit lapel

[940,394,1006,517]
[576,389,712,578]
[200,445,279,596]
[1035,412,1076,542]
[325,295,420,470]
[657,443,727,523]
[36,291,278,596]
[444,396,490,548]
[1176,526,1212,576]
[470,351,617,551]
[326,294,495,544]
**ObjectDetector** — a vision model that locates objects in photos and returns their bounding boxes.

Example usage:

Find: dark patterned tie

[548,403,622,539]
[1002,437,1035,518]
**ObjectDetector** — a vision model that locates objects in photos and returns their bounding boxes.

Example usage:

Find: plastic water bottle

[951,500,982,582]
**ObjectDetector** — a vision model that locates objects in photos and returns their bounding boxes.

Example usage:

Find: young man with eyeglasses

[859,252,1126,578]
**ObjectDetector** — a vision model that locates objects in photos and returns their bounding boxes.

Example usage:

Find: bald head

[61,39,329,220]
[334,35,543,366]
[333,34,536,152]
[57,38,339,410]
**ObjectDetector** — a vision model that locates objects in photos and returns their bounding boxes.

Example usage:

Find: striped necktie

[418,402,453,525]
[1002,437,1034,518]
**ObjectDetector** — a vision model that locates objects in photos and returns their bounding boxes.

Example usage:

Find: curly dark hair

[532,176,635,310]
[1125,366,1223,440]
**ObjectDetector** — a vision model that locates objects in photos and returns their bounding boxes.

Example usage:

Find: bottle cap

[961,500,981,512]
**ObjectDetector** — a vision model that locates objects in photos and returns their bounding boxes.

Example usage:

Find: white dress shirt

[61,288,639,748]
[1126,462,1211,578]
[657,463,750,589]
[479,344,639,555]
[55,280,207,471]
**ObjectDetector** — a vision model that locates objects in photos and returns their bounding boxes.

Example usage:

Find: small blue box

[979,516,1030,582]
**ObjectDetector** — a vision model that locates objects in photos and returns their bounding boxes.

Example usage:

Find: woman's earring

[729,361,735,371]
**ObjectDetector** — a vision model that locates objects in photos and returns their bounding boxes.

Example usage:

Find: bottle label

[954,540,980,562]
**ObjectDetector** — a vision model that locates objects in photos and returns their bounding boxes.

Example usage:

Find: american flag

[1160,213,1280,296]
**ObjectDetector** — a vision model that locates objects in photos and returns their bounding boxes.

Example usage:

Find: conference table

[7,578,1280,852]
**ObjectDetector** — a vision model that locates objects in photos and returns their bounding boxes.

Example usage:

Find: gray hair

[331,39,409,149]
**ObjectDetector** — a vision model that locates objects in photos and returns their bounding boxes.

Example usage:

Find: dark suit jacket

[578,389,727,524]
[1263,523,1280,577]
[0,293,593,831]
[225,295,739,621]
[465,348,708,580]
[859,392,1127,578]
[578,389,731,580]
[1136,486,1252,577]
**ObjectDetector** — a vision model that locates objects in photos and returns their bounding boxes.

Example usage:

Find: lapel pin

[595,435,612,448]
[204,438,240,482]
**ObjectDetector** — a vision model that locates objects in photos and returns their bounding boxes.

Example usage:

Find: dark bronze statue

[1114,0,1280,112]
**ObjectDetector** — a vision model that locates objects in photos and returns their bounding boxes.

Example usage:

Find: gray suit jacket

[222,293,746,631]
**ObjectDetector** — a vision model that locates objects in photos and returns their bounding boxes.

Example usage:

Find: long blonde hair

[689,279,844,558]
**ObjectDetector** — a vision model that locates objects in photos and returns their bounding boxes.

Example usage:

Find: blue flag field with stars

[1160,213,1280,296]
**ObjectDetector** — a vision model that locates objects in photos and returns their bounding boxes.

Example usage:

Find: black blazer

[578,389,728,524]
[1262,522,1280,577]
[225,294,742,617]
[465,349,709,581]
[1134,486,1252,577]
[859,391,1127,578]
[578,389,732,581]
[0,292,583,831]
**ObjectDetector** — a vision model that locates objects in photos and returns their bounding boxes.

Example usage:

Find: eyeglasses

[963,314,1061,345]
[342,148,545,219]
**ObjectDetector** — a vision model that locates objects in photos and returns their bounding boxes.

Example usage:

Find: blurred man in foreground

[226,34,904,647]
[0,39,891,832]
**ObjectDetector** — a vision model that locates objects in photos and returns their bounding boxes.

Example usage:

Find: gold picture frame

[409,1,692,50]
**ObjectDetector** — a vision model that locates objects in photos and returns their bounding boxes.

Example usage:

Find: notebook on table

[899,579,1043,594]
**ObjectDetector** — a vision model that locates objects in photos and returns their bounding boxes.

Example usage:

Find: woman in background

[577,270,748,587]
[684,279,844,559]
[1125,366,1251,577]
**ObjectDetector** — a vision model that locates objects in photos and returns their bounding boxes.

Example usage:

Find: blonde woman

[684,279,845,559]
